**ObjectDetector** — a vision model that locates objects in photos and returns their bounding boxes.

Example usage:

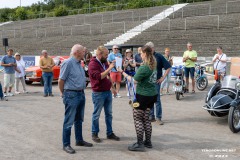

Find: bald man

[59,44,92,154]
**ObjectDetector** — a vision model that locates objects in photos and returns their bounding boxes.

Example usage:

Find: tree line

[0,0,210,22]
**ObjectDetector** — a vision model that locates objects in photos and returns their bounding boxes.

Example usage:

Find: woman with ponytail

[118,45,157,152]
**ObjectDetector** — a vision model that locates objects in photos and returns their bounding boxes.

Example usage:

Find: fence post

[124,21,126,33]
[169,18,171,31]
[132,11,134,22]
[147,9,149,19]
[185,18,187,31]
[173,7,175,19]
[61,27,63,36]
[226,2,228,14]
[112,13,114,23]
[182,7,184,18]
[90,25,92,35]
[217,15,219,29]
[71,26,73,36]
[209,4,211,15]
[14,29,16,38]
[45,28,47,37]
[101,24,103,34]
[36,29,37,38]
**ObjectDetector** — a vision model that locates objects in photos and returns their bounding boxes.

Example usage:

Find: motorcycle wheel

[176,92,180,100]
[197,77,208,91]
[228,105,240,133]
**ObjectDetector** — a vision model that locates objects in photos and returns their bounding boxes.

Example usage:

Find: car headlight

[32,71,36,77]
[235,82,240,90]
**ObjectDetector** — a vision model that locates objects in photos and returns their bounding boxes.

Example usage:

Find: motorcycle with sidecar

[203,75,240,133]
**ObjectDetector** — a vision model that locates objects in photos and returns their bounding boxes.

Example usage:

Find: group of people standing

[0,48,28,100]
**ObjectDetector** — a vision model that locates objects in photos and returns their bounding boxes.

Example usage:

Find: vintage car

[25,56,69,85]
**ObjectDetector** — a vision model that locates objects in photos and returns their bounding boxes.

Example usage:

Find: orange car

[25,56,69,85]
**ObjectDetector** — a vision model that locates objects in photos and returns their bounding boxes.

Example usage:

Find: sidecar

[203,75,239,117]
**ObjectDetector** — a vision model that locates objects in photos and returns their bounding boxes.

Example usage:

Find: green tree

[54,5,68,17]
[15,7,28,20]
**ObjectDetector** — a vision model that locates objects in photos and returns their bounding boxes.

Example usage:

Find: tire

[176,92,180,100]
[197,77,208,91]
[228,105,240,133]
[25,81,33,85]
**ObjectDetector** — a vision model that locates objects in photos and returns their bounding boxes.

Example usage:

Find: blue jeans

[0,82,3,98]
[62,90,85,147]
[150,83,162,119]
[42,72,53,95]
[92,91,113,136]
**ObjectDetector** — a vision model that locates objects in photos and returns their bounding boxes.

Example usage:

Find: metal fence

[1,13,240,39]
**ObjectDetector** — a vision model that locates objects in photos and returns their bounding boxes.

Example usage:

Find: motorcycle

[203,75,240,133]
[172,65,186,100]
[195,64,208,91]
[228,82,240,133]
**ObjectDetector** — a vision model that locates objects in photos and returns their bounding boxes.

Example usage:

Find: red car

[25,56,69,85]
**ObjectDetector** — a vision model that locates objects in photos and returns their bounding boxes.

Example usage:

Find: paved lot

[0,72,239,160]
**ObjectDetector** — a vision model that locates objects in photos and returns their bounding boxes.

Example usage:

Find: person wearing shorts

[107,45,122,98]
[0,48,17,97]
[183,42,198,93]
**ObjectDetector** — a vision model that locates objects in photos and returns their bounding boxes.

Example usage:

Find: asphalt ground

[0,72,239,160]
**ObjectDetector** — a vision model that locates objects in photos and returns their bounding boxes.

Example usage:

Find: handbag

[214,54,223,81]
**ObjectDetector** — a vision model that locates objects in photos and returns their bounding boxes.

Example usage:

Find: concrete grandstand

[0,0,240,56]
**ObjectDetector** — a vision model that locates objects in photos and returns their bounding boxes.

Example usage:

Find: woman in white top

[14,52,28,94]
[212,46,227,80]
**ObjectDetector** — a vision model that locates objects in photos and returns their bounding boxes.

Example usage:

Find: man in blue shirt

[146,42,171,125]
[134,47,143,71]
[59,44,92,154]
[0,48,17,97]
[107,45,122,98]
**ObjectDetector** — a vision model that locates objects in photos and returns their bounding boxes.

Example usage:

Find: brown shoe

[156,119,164,125]
[92,133,101,143]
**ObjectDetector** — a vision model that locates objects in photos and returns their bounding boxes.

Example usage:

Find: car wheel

[25,81,33,85]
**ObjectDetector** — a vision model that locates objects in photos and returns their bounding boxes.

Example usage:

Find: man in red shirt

[88,46,120,143]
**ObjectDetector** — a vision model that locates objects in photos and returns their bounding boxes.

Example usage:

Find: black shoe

[128,142,145,152]
[63,145,75,154]
[49,93,54,97]
[92,133,101,143]
[43,94,48,97]
[149,117,156,122]
[76,140,93,147]
[107,133,120,141]
[144,140,153,148]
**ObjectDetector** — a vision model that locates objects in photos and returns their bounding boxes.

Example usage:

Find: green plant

[54,5,68,17]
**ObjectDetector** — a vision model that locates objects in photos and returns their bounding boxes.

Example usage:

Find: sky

[0,0,41,9]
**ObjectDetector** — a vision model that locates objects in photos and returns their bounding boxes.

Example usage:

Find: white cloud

[0,0,41,9]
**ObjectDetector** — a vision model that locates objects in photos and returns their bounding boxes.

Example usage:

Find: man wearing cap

[0,48,17,97]
[145,42,171,125]
[107,45,122,98]
[39,50,55,97]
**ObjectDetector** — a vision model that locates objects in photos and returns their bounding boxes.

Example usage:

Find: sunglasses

[113,48,118,50]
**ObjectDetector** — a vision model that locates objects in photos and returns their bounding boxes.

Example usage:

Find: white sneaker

[127,93,129,97]
[15,91,21,94]
[116,93,121,98]
[7,93,14,96]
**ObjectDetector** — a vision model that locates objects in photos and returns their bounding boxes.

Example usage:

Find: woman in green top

[118,46,157,152]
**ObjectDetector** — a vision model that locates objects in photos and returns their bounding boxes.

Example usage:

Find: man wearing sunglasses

[107,45,122,98]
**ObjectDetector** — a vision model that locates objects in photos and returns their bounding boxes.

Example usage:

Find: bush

[54,5,68,17]
[15,7,28,20]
